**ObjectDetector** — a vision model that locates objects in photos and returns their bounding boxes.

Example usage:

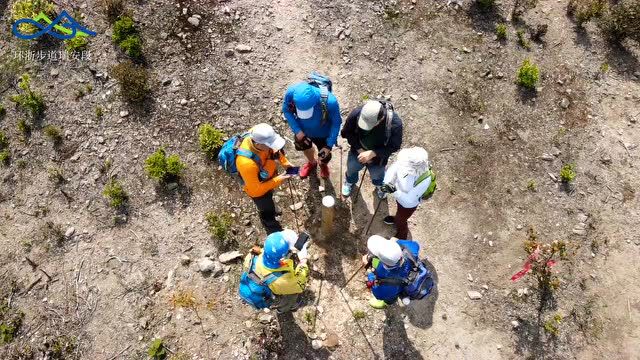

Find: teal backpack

[238,254,286,309]
[415,166,437,200]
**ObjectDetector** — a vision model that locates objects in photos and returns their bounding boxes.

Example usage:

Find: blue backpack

[218,133,269,181]
[378,248,435,300]
[238,254,286,309]
[298,71,333,125]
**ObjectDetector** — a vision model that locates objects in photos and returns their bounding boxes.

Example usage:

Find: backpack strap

[414,168,432,186]
[236,142,270,181]
[376,277,408,286]
[247,254,287,285]
[382,101,394,146]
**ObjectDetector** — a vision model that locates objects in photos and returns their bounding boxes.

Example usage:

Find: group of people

[226,73,436,313]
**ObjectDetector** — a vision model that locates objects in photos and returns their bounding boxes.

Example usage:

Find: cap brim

[296,107,314,120]
[358,114,376,130]
[266,134,286,151]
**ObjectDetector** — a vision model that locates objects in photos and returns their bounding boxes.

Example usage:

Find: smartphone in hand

[294,232,310,250]
[286,166,300,176]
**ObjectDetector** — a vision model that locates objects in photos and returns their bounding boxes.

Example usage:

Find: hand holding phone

[286,166,300,176]
[294,232,310,250]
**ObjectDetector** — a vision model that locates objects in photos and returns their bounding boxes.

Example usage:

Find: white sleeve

[383,162,398,185]
[405,176,431,202]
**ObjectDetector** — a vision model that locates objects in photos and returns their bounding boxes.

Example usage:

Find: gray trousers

[273,294,299,313]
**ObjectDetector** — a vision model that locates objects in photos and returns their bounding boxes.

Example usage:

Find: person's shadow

[382,258,439,359]
[276,311,331,360]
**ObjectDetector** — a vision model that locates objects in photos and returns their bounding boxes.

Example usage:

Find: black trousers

[252,191,283,235]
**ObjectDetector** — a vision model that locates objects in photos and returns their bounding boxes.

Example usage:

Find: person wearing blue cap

[282,76,342,180]
[240,229,310,313]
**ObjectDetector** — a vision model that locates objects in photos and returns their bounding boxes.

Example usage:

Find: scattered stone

[577,213,588,223]
[409,94,418,101]
[167,182,179,191]
[235,44,253,53]
[197,258,223,276]
[218,250,243,264]
[467,273,474,282]
[511,320,519,328]
[497,344,502,350]
[180,255,191,266]
[119,110,129,118]
[290,202,303,211]
[467,291,483,300]
[560,98,570,109]
[258,314,273,324]
[97,136,105,144]
[187,16,200,27]
[50,68,59,77]
[311,339,323,350]
[548,173,558,182]
[65,227,75,238]
[541,154,554,161]
[180,99,188,106]
[550,147,561,156]
[324,333,339,348]
[482,284,489,290]
[139,317,149,329]
[462,47,472,53]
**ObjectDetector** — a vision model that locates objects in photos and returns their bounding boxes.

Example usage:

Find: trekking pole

[287,180,301,233]
[341,263,365,290]
[363,197,385,236]
[338,145,344,202]
[352,167,368,204]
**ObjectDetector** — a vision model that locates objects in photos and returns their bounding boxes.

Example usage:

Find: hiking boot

[369,297,387,309]
[319,163,330,179]
[342,182,355,197]
[383,215,395,225]
[376,186,388,200]
[299,161,317,178]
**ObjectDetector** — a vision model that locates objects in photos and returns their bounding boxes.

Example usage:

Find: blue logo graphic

[12,10,96,40]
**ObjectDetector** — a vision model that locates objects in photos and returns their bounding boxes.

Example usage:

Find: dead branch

[20,276,42,295]
[24,256,38,270]
[107,345,131,360]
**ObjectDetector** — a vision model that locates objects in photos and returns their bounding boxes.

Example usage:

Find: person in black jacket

[340,100,403,199]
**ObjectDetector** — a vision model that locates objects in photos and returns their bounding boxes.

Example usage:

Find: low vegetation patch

[516,29,531,49]
[0,105,5,117]
[145,147,186,183]
[10,74,45,119]
[41,220,65,247]
[568,0,606,25]
[559,163,577,183]
[0,131,8,150]
[11,0,56,34]
[111,61,148,103]
[477,0,495,10]
[516,59,540,90]
[148,339,168,360]
[0,303,24,345]
[205,211,233,243]
[101,0,125,23]
[47,166,65,185]
[599,0,640,42]
[43,125,62,146]
[496,24,508,40]
[113,16,143,59]
[198,123,226,159]
[17,119,31,139]
[170,289,198,309]
[103,178,128,208]
[352,310,366,320]
[0,150,10,167]
[64,36,88,53]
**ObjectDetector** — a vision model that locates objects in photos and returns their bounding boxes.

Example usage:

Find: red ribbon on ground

[510,247,557,282]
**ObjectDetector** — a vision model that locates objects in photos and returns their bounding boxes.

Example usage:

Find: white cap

[281,229,298,250]
[358,100,383,130]
[296,106,314,120]
[367,235,402,268]
[251,123,286,151]
[396,147,429,176]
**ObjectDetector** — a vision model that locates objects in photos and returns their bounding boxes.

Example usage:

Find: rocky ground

[0,0,639,359]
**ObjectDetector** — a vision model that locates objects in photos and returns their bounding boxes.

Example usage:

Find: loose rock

[219,250,243,264]
[467,291,483,300]
[311,339,323,350]
[235,44,253,53]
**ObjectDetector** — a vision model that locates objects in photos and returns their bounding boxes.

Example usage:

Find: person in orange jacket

[236,123,295,234]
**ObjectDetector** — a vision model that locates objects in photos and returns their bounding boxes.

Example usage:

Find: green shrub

[544,314,563,336]
[64,36,88,53]
[516,59,540,89]
[559,163,576,183]
[101,0,124,23]
[600,62,610,73]
[48,166,65,184]
[10,74,45,118]
[0,105,5,117]
[477,0,495,10]
[205,211,233,241]
[0,149,10,166]
[516,29,530,49]
[496,23,508,40]
[17,119,31,138]
[352,310,366,320]
[119,35,143,59]
[148,339,167,360]
[11,0,56,34]
[110,61,148,103]
[568,0,606,25]
[0,131,8,149]
[599,0,640,42]
[527,179,537,191]
[43,125,62,146]
[95,106,104,118]
[198,124,225,159]
[145,147,186,182]
[103,178,128,208]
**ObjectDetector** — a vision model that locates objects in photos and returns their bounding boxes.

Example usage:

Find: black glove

[380,183,397,194]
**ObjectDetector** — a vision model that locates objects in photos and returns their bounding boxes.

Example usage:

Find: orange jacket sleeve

[278,150,291,168]
[237,156,284,198]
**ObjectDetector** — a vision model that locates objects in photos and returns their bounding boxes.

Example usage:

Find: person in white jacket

[379,147,432,239]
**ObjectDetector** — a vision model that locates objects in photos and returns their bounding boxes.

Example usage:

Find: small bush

[0,105,5,117]
[11,0,56,34]
[148,339,167,360]
[119,35,143,59]
[145,147,186,182]
[0,149,10,166]
[496,23,508,40]
[516,29,530,49]
[205,211,233,241]
[516,59,540,89]
[599,62,610,73]
[10,74,45,118]
[111,61,148,103]
[544,313,563,336]
[64,36,88,53]
[352,310,366,320]
[170,289,198,309]
[42,220,65,246]
[198,124,225,159]
[17,119,31,138]
[103,178,128,208]
[101,0,124,23]
[43,125,62,146]
[0,131,8,149]
[527,179,537,191]
[559,163,576,183]
[48,166,64,184]
[95,106,104,118]
[599,1,640,42]
[477,0,495,10]
[568,0,606,25]
[113,16,143,59]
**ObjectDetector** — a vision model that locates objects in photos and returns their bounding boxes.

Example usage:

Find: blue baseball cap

[293,83,320,119]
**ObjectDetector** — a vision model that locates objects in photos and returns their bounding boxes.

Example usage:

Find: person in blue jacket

[361,235,420,309]
[282,81,342,179]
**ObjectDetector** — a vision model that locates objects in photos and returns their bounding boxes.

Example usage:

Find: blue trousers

[345,151,385,186]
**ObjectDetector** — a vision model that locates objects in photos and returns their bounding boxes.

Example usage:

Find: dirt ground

[0,0,639,359]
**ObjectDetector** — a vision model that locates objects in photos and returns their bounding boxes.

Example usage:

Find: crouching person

[239,230,310,313]
[362,235,434,309]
